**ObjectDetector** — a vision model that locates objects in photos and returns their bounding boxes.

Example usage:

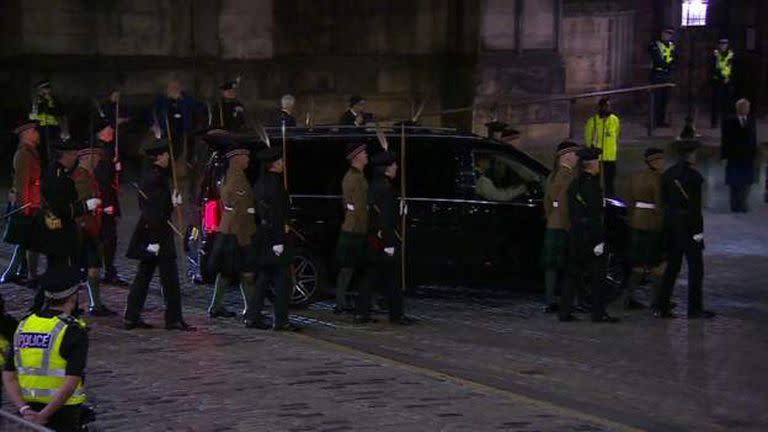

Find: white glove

[171,190,183,207]
[114,161,122,172]
[692,233,704,242]
[103,205,115,216]
[384,247,395,257]
[593,242,605,256]
[146,243,160,255]
[272,244,284,256]
[60,131,70,141]
[247,207,256,215]
[86,198,102,211]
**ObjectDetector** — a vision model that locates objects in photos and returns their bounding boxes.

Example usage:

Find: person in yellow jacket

[3,267,88,431]
[584,97,621,196]
[711,38,735,128]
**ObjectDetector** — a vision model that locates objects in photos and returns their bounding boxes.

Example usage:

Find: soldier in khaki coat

[623,148,666,310]
[541,141,580,313]
[334,142,373,324]
[207,141,262,323]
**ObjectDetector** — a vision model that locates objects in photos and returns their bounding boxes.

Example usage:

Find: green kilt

[540,228,568,270]
[3,212,35,246]
[627,229,664,266]
[208,233,262,277]
[335,231,367,267]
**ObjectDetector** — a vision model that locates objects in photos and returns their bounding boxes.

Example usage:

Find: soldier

[563,147,619,323]
[334,143,373,324]
[210,79,247,132]
[250,145,300,331]
[541,141,580,314]
[623,148,666,310]
[585,97,621,196]
[339,96,370,126]
[654,140,715,319]
[206,141,260,322]
[72,140,115,317]
[2,120,42,288]
[29,80,67,169]
[275,94,297,127]
[124,139,194,331]
[711,38,734,129]
[649,28,677,128]
[367,150,413,325]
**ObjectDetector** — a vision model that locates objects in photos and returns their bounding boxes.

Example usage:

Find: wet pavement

[1,151,767,431]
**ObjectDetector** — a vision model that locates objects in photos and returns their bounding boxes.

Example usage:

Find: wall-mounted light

[681,0,708,27]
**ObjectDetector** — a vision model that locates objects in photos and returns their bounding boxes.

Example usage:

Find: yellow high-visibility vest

[585,114,621,162]
[14,314,86,405]
[655,41,676,70]
[29,96,60,127]
[0,335,9,368]
[714,49,734,83]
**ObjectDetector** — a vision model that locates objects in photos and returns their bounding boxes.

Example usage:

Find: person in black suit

[721,98,758,213]
[339,96,369,126]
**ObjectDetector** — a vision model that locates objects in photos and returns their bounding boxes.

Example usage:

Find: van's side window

[471,151,540,202]
[406,141,458,199]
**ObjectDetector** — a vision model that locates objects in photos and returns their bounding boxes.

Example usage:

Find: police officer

[367,150,413,325]
[207,141,260,321]
[124,139,194,331]
[0,295,19,406]
[563,147,619,323]
[334,143,373,324]
[623,148,666,310]
[250,145,300,331]
[711,38,734,128]
[210,80,247,132]
[2,120,42,287]
[339,96,369,126]
[584,97,621,196]
[72,141,114,316]
[655,140,715,319]
[29,80,67,169]
[541,141,580,313]
[650,28,676,128]
[3,267,89,431]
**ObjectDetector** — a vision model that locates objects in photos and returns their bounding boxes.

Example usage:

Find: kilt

[335,231,367,267]
[208,233,261,277]
[540,228,568,270]
[627,229,664,266]
[3,212,36,246]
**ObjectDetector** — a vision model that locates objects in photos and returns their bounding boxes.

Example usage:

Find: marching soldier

[206,141,260,322]
[210,80,247,132]
[275,94,297,127]
[3,267,89,431]
[649,28,677,128]
[334,143,373,324]
[541,141,580,314]
[2,120,42,288]
[250,145,300,331]
[584,97,621,196]
[623,148,666,310]
[563,147,619,323]
[339,96,369,126]
[124,139,194,331]
[711,38,734,128]
[654,140,715,319]
[29,80,67,169]
[72,141,114,316]
[367,150,413,325]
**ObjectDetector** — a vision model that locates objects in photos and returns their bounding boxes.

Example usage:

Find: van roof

[262,125,480,141]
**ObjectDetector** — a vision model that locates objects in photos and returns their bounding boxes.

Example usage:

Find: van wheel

[289,249,326,307]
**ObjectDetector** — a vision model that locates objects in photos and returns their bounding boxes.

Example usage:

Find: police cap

[40,267,82,300]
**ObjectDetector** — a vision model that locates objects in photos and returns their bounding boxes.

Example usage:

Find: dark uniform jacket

[126,165,176,260]
[627,168,663,232]
[722,114,757,186]
[275,110,297,127]
[218,167,257,246]
[35,163,87,257]
[650,40,676,81]
[254,171,288,264]
[368,175,398,251]
[94,141,121,217]
[211,98,246,131]
[567,172,604,262]
[339,109,359,126]
[341,167,368,234]
[543,166,576,231]
[661,161,704,250]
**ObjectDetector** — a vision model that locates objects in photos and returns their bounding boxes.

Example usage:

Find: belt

[635,202,656,209]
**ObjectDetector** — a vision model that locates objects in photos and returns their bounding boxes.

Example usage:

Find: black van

[186,126,627,306]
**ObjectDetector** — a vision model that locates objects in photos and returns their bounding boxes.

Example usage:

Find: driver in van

[474,154,527,201]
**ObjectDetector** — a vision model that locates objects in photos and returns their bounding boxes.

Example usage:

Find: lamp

[681,0,708,27]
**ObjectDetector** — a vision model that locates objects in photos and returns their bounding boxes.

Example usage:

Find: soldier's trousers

[602,162,616,197]
[657,242,704,315]
[125,258,183,325]
[252,264,290,327]
[561,256,607,321]
[101,215,118,276]
[651,75,671,126]
[711,82,733,128]
[366,255,404,322]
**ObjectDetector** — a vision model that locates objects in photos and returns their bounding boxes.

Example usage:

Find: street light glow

[681,0,708,27]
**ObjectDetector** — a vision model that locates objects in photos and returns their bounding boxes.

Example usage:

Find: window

[471,151,542,202]
[681,0,708,27]
[405,140,459,199]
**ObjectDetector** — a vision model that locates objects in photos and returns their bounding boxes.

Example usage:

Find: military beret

[349,95,366,107]
[371,151,397,167]
[225,141,251,159]
[142,139,171,157]
[219,79,238,91]
[40,267,82,300]
[577,147,602,161]
[254,146,284,163]
[34,80,51,90]
[13,119,38,135]
[345,142,367,160]
[644,147,664,162]
[556,141,580,155]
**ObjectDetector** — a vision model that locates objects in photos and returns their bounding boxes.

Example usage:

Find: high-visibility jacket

[584,113,621,162]
[0,334,9,368]
[714,49,734,83]
[653,41,676,72]
[29,95,60,127]
[13,314,86,405]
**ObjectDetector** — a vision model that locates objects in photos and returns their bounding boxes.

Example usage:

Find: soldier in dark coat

[250,146,300,331]
[722,98,758,213]
[339,96,370,126]
[2,120,42,287]
[124,139,194,331]
[563,147,619,323]
[209,80,247,132]
[655,140,714,319]
[367,150,413,325]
